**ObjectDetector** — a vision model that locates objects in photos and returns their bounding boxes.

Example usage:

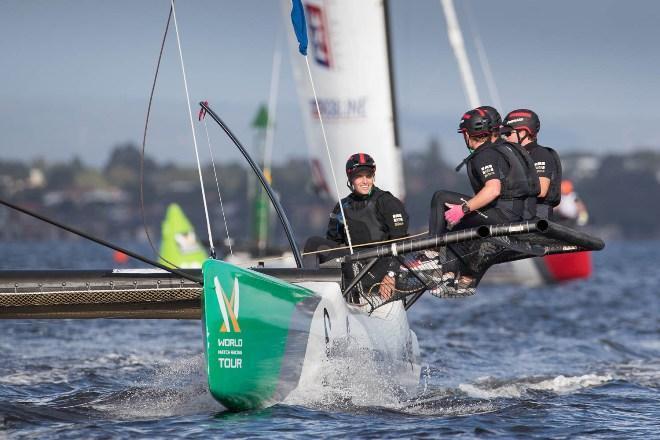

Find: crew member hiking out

[429,108,539,236]
[303,153,409,299]
[502,109,562,219]
[426,108,540,289]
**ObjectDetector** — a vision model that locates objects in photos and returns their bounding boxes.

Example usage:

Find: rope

[304,56,355,254]
[139,5,177,268]
[201,116,233,257]
[171,0,215,258]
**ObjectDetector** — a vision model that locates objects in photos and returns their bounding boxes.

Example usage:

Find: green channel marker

[202,259,319,411]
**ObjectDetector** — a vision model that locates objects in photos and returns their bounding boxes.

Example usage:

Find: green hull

[202,259,319,411]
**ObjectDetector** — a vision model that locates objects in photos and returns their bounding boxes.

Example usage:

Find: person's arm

[376,194,409,298]
[325,203,344,244]
[576,197,589,226]
[538,177,551,198]
[378,195,409,239]
[445,149,503,226]
[533,148,554,198]
[464,179,501,212]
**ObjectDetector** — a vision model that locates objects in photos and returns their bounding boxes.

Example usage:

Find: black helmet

[477,106,502,131]
[503,109,540,136]
[458,108,492,136]
[346,153,376,178]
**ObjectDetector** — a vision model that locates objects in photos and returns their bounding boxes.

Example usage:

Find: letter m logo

[213,276,241,333]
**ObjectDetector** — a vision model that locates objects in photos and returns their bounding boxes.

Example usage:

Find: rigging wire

[303,56,355,254]
[200,111,234,257]
[170,0,216,258]
[138,4,178,269]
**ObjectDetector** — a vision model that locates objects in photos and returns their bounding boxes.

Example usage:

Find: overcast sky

[2,0,660,168]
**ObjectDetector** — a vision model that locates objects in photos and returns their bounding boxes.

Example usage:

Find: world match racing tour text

[218,337,243,369]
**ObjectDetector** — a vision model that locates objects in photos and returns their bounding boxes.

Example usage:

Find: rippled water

[1,240,658,438]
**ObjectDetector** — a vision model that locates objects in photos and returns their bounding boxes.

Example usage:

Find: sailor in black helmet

[429,108,539,236]
[502,109,562,219]
[477,105,504,145]
[425,108,540,288]
[304,153,409,299]
[475,105,541,219]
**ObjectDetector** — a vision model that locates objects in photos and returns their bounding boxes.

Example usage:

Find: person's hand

[444,203,465,226]
[379,274,395,300]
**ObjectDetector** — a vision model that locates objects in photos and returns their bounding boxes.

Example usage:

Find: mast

[383,0,400,149]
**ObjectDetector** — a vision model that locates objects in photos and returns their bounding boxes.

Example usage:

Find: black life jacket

[340,188,389,245]
[538,145,563,207]
[466,141,539,201]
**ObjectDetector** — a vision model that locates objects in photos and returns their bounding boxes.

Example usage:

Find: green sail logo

[213,276,241,333]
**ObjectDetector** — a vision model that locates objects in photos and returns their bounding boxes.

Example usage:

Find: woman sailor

[304,153,409,299]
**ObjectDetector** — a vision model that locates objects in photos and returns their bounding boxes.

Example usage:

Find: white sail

[284,0,404,199]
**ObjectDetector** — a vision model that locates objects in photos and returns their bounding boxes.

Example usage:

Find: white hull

[290,282,421,401]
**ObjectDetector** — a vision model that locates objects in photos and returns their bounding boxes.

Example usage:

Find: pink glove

[444,203,465,226]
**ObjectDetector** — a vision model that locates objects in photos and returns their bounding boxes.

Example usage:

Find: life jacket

[467,141,539,201]
[339,188,389,245]
[538,145,563,207]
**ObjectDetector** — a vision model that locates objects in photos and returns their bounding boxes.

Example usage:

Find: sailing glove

[444,203,465,226]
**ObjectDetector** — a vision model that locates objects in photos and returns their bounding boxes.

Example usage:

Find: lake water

[1,240,658,438]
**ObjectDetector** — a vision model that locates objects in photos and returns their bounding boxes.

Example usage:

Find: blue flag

[290,0,308,56]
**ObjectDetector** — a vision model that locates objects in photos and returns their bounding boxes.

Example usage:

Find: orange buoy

[113,250,129,264]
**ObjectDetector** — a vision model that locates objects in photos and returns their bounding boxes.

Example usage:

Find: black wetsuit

[525,141,562,219]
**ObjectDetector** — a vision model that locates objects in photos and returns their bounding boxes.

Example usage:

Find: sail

[159,203,207,269]
[284,0,404,199]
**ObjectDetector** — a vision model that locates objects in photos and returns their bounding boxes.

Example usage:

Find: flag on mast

[291,0,308,55]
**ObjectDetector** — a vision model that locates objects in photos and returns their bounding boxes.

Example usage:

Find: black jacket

[326,186,409,246]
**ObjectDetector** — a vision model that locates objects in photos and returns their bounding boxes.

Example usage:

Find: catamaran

[0,100,605,411]
[0,1,605,413]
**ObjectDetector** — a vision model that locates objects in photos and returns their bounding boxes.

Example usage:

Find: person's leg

[536,203,551,220]
[444,206,521,286]
[428,190,472,235]
[457,205,512,229]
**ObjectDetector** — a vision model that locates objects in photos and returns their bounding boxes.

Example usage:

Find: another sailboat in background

[159,203,206,269]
